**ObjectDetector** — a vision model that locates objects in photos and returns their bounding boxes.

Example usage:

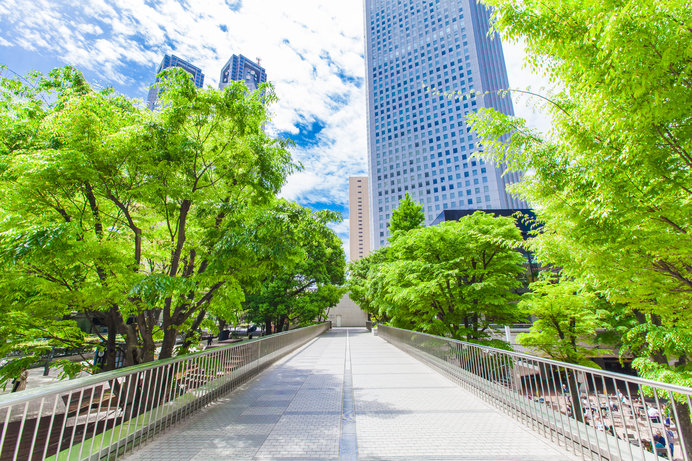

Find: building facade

[349,176,371,261]
[326,294,368,327]
[147,54,205,110]
[364,0,526,249]
[219,54,267,91]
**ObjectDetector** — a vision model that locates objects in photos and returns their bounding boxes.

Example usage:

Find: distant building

[147,54,204,110]
[349,177,371,261]
[433,208,540,281]
[219,54,267,91]
[432,208,536,236]
[364,0,527,250]
[327,294,368,327]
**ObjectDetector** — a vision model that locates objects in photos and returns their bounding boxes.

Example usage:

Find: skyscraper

[219,54,267,91]
[364,0,525,249]
[147,54,205,110]
[349,176,371,261]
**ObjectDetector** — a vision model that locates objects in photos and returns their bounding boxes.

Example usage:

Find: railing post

[376,324,692,461]
[0,322,330,461]
[257,337,261,371]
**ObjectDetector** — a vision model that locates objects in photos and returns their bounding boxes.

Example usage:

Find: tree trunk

[179,309,208,353]
[123,324,142,367]
[276,315,288,332]
[140,331,156,363]
[566,369,583,423]
[159,327,178,360]
[106,315,118,371]
[218,319,227,336]
[264,319,273,335]
[11,370,28,392]
[672,399,692,460]
[136,312,157,363]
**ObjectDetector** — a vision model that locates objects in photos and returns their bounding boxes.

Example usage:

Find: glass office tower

[364,0,525,249]
[147,54,205,110]
[219,54,267,91]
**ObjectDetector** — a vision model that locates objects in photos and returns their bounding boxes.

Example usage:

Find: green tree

[472,0,692,448]
[388,192,424,241]
[346,248,388,321]
[369,212,526,343]
[244,202,346,333]
[472,0,692,373]
[0,66,296,376]
[517,273,603,366]
[517,273,609,422]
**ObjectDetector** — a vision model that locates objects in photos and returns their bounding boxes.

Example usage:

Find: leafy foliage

[356,212,526,344]
[0,65,298,378]
[347,248,388,321]
[388,192,425,241]
[243,201,346,332]
[516,273,604,366]
[473,0,692,382]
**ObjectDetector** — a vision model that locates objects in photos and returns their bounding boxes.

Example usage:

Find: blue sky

[0,0,550,260]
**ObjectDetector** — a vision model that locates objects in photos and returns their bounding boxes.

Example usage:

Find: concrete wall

[326,294,368,327]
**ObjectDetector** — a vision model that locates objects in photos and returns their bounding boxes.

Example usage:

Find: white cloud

[2,0,368,208]
[1,0,552,246]
[75,22,103,35]
[0,36,11,47]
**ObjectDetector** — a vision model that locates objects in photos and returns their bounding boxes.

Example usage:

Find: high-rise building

[147,54,205,110]
[349,176,371,261]
[364,0,525,249]
[219,54,267,91]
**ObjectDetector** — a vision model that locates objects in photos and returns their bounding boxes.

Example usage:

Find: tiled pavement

[124,329,575,460]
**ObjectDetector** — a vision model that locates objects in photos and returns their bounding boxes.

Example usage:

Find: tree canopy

[388,192,425,241]
[516,273,605,366]
[0,66,303,378]
[473,0,692,384]
[347,247,388,321]
[243,201,346,333]
[353,212,526,343]
[470,0,692,446]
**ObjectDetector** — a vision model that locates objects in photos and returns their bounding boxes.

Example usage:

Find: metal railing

[378,325,692,461]
[0,323,330,461]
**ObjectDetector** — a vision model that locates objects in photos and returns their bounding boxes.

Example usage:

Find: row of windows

[366,0,516,249]
[377,174,488,195]
[374,148,484,179]
[369,0,461,37]
[379,182,490,207]
[372,52,469,101]
[369,4,466,69]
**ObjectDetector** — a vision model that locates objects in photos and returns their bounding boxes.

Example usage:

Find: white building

[349,176,371,261]
[327,294,368,327]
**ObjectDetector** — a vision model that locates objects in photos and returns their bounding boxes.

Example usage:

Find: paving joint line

[245,335,323,460]
[339,329,357,461]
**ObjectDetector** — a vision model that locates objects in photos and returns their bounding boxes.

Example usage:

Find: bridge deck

[125,328,574,460]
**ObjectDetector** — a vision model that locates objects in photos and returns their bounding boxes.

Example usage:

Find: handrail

[383,326,692,395]
[0,325,313,408]
[378,324,692,461]
[0,323,330,461]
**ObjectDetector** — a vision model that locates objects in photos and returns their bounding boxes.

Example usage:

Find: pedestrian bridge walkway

[124,328,571,460]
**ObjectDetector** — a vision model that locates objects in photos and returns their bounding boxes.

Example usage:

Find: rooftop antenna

[256,57,261,66]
